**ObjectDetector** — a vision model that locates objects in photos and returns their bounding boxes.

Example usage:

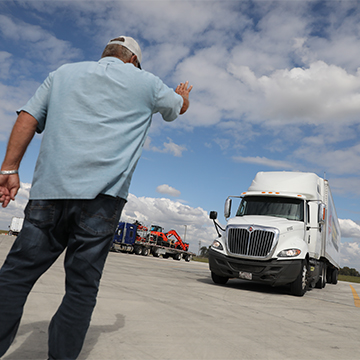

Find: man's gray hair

[101,37,133,61]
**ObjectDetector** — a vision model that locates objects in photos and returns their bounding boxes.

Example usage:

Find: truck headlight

[277,249,301,257]
[211,240,224,250]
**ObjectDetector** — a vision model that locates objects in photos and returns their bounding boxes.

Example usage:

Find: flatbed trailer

[111,222,195,262]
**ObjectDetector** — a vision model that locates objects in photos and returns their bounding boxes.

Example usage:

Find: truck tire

[134,246,142,255]
[331,269,338,285]
[315,262,326,289]
[326,268,332,284]
[211,271,229,285]
[184,254,191,262]
[174,253,181,261]
[142,248,149,256]
[152,250,160,257]
[290,260,309,296]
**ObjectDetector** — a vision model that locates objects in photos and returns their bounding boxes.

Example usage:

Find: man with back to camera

[0,35,192,359]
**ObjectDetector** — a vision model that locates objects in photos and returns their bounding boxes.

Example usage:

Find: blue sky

[1,0,360,269]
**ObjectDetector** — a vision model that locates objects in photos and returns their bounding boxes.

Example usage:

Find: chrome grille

[227,227,277,258]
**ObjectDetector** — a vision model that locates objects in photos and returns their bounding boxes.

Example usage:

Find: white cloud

[340,241,360,270]
[258,61,360,125]
[294,142,360,176]
[338,219,360,270]
[144,137,186,157]
[339,219,360,239]
[233,155,294,170]
[156,184,181,197]
[0,14,82,70]
[0,51,12,80]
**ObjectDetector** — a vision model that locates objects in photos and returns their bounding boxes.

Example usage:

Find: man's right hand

[0,174,20,208]
[176,81,193,114]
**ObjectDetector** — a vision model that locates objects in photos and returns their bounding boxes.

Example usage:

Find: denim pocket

[79,195,122,236]
[25,200,56,228]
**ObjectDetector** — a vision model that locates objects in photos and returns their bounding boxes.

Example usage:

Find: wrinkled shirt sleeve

[153,79,183,122]
[17,73,53,134]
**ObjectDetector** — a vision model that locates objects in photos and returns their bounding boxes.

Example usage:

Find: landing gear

[315,262,327,289]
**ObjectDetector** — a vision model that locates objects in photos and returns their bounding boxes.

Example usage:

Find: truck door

[306,202,322,259]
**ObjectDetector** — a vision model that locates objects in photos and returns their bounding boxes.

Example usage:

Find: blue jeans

[0,194,125,359]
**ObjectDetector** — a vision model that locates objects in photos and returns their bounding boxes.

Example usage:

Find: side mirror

[224,198,232,219]
[209,211,218,220]
[318,203,326,224]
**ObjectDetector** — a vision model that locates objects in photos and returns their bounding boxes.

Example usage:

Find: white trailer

[8,217,24,236]
[209,171,341,296]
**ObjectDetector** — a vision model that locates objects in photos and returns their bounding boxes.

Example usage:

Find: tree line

[339,267,360,277]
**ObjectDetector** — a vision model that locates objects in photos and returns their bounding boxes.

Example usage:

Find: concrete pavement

[1,234,360,360]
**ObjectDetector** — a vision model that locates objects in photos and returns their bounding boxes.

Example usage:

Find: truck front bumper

[209,248,302,287]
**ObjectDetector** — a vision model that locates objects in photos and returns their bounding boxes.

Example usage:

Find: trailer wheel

[142,248,149,256]
[326,268,332,283]
[331,269,338,285]
[174,253,181,261]
[134,246,142,255]
[152,250,160,257]
[315,262,326,289]
[290,260,309,296]
[184,254,191,262]
[211,271,229,285]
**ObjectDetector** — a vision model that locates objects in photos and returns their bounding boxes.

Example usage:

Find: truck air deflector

[226,225,279,259]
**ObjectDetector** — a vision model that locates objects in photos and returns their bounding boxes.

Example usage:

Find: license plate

[239,271,252,280]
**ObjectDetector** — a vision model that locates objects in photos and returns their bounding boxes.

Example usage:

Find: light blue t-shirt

[20,57,183,200]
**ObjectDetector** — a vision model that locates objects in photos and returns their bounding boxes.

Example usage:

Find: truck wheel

[142,248,149,256]
[152,250,160,257]
[184,254,191,262]
[211,271,229,285]
[290,260,309,296]
[315,262,326,289]
[326,268,332,284]
[134,246,142,255]
[331,269,338,284]
[174,253,181,261]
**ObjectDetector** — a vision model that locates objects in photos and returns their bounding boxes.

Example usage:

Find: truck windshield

[236,196,304,221]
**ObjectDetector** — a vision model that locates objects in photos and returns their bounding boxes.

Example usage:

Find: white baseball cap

[107,36,142,69]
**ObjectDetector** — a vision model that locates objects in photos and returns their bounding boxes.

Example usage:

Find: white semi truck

[209,171,341,296]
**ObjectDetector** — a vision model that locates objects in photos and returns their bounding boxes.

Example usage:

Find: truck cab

[209,171,340,296]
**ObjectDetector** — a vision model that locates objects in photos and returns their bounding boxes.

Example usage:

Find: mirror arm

[213,220,225,237]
